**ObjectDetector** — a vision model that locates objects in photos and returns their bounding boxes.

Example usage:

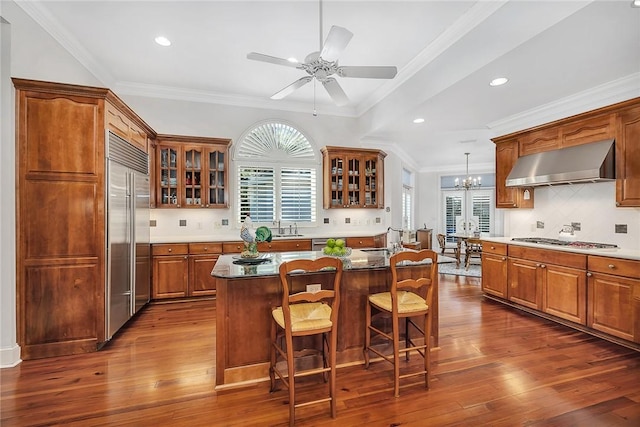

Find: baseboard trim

[0,344,22,368]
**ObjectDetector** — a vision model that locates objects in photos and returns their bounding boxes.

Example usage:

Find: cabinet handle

[168,248,172,252]
[296,244,299,247]
[491,246,496,250]
[203,247,208,251]
[536,263,541,267]
[587,272,592,277]
[540,264,546,269]
[236,246,241,250]
[501,257,506,261]
[608,264,615,269]
[184,256,188,259]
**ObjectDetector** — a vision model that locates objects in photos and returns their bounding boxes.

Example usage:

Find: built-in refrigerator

[105,131,150,341]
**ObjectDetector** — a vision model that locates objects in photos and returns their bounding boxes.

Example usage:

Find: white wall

[505,182,640,249]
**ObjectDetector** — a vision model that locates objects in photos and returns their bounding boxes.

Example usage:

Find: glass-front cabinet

[321,146,386,209]
[155,135,230,208]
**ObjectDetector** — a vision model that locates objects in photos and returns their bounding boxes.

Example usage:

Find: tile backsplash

[505,182,640,250]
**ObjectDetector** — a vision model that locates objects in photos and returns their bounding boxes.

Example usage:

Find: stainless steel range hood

[505,139,615,187]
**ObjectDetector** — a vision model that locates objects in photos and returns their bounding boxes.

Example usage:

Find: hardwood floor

[2,274,639,426]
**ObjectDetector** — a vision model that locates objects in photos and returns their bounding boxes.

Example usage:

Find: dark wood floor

[2,274,640,426]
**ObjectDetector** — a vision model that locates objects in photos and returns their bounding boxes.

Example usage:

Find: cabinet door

[183,145,204,208]
[495,140,534,209]
[587,272,639,343]
[616,106,640,207]
[363,154,382,208]
[481,253,508,298]
[152,255,188,298]
[206,148,228,207]
[543,264,586,325]
[519,128,560,156]
[345,155,362,207]
[190,255,218,296]
[325,153,346,208]
[561,113,615,149]
[508,257,541,309]
[157,145,181,207]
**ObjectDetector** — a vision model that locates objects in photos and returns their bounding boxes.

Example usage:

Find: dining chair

[270,256,343,426]
[437,233,460,267]
[363,249,437,397]
[464,237,483,270]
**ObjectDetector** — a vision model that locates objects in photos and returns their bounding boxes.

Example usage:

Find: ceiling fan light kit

[247,1,397,110]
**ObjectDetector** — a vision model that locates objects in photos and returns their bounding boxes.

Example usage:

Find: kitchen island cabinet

[212,249,445,389]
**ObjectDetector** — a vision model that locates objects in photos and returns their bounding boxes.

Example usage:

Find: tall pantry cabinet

[13,79,154,359]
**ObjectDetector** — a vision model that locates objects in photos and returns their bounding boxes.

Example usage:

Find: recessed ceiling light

[633,0,640,8]
[154,36,171,47]
[413,118,425,124]
[489,77,509,86]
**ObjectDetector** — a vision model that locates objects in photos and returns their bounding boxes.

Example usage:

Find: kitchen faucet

[273,220,284,234]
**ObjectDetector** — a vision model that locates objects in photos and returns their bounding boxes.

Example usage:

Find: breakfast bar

[211,249,449,389]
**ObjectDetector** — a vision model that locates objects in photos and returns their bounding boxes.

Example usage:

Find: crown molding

[487,72,640,137]
[114,81,358,118]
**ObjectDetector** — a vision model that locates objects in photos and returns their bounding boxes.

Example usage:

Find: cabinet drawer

[483,241,507,256]
[588,256,640,279]
[152,243,189,256]
[346,236,376,248]
[258,239,312,252]
[508,245,586,269]
[189,242,223,254]
[223,241,244,253]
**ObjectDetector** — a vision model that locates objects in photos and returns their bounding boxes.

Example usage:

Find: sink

[271,234,304,238]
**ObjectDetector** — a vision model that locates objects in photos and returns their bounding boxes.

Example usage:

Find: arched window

[234,121,318,226]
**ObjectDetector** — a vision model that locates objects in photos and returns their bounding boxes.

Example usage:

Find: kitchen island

[211,249,451,389]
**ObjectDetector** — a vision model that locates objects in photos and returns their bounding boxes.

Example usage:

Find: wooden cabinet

[155,134,230,209]
[507,246,587,324]
[493,97,640,208]
[587,256,640,343]
[105,101,149,152]
[321,146,386,209]
[616,105,640,207]
[257,239,312,252]
[481,242,508,298]
[13,79,155,360]
[495,140,534,209]
[152,243,221,299]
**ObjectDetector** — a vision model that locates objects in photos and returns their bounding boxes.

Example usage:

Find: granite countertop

[211,249,456,279]
[482,236,640,261]
[151,229,388,244]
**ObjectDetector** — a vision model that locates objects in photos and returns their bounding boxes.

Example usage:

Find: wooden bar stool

[363,249,437,397]
[270,256,343,426]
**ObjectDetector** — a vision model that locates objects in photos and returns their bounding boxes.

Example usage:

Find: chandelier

[455,152,481,190]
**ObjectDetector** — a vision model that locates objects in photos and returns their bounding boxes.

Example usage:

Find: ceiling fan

[247,1,397,108]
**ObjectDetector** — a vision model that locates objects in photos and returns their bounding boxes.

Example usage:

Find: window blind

[281,168,316,222]
[238,167,275,222]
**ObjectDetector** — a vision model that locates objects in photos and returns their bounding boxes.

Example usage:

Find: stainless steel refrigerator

[106,131,150,341]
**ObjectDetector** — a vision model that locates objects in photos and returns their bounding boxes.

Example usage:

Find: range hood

[505,139,616,187]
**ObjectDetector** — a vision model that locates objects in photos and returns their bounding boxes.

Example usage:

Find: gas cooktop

[511,237,618,249]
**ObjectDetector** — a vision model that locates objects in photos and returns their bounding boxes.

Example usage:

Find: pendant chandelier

[455,152,481,190]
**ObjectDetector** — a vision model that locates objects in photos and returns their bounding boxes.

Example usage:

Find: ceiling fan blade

[337,65,398,79]
[320,26,353,62]
[271,76,313,100]
[247,52,300,68]
[322,78,349,106]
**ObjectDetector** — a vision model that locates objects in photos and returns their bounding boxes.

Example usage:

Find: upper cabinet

[493,97,640,208]
[105,101,150,152]
[321,146,386,209]
[155,134,231,209]
[495,139,534,209]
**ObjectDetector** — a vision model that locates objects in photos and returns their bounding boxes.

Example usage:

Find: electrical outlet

[179,220,187,227]
[150,220,157,227]
[615,224,628,234]
[306,284,321,293]
[222,219,229,226]
[571,222,581,231]
[345,218,350,224]
[376,217,381,224]
[536,221,544,229]
[324,218,330,224]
